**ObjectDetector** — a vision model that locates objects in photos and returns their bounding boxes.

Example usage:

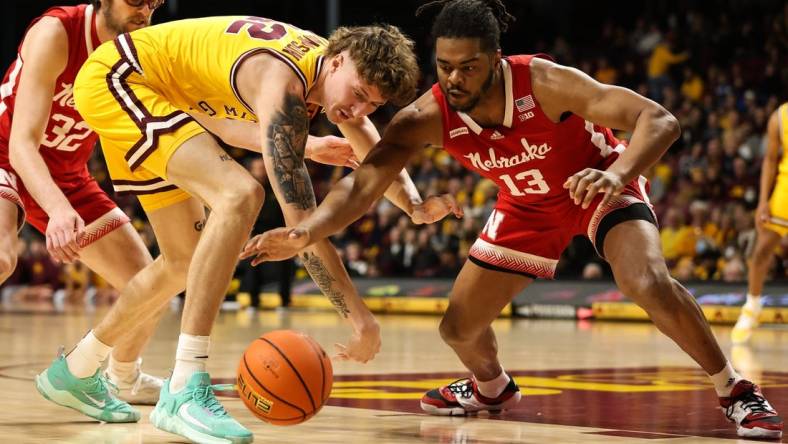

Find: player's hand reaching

[305,135,360,168]
[333,321,381,363]
[410,194,464,225]
[564,168,625,209]
[46,205,85,263]
[240,227,311,265]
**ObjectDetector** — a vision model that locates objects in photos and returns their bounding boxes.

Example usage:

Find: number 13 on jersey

[499,168,550,196]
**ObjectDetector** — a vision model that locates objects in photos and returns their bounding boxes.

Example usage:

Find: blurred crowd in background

[2,1,787,305]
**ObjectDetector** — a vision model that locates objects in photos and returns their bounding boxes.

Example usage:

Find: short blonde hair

[325,25,419,106]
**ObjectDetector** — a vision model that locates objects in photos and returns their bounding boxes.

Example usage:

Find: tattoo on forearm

[301,252,350,318]
[267,93,316,210]
[219,153,232,161]
[194,219,206,231]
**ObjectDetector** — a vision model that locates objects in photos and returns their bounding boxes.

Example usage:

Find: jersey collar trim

[502,58,513,128]
[84,4,100,55]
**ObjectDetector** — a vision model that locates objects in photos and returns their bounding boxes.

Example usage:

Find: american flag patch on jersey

[515,95,535,112]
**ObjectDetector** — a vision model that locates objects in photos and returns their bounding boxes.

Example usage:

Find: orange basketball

[236,330,333,425]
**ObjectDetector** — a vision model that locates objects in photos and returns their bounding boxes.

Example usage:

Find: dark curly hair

[416,0,516,52]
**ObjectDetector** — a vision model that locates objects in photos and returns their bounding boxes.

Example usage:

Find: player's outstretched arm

[240,94,457,263]
[8,17,83,263]
[338,117,424,216]
[532,58,680,207]
[240,59,380,362]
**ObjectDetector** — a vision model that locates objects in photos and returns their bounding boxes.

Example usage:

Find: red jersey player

[243,0,782,439]
[0,0,171,408]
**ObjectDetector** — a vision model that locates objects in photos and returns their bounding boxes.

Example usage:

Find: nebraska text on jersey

[464,137,552,172]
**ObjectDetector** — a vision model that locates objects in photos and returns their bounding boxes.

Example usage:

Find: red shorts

[469,177,656,279]
[0,167,24,231]
[0,166,129,247]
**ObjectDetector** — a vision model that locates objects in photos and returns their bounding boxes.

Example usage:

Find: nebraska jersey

[433,54,626,208]
[0,4,100,185]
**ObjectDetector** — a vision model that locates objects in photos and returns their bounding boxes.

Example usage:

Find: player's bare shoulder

[528,57,578,122]
[385,90,443,148]
[20,16,69,65]
[235,52,306,108]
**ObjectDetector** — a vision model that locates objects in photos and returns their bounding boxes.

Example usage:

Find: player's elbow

[664,113,681,143]
[7,144,25,172]
[7,133,37,171]
[653,106,681,143]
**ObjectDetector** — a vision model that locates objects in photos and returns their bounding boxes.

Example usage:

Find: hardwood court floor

[1,301,786,443]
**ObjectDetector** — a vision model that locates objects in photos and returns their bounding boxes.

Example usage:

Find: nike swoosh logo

[179,403,213,432]
[84,392,106,408]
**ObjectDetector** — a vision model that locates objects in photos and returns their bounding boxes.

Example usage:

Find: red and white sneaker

[719,380,783,439]
[420,375,521,416]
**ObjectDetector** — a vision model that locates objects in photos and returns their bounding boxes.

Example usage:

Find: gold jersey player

[731,103,788,344]
[35,15,441,443]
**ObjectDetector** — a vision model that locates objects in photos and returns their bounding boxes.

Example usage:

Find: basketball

[236,330,333,425]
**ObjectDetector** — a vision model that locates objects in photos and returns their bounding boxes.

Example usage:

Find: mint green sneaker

[35,351,140,423]
[150,373,253,444]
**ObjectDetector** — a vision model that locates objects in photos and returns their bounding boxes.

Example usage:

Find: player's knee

[439,314,472,345]
[219,180,264,218]
[163,256,191,286]
[0,250,17,282]
[750,242,775,266]
[616,267,674,310]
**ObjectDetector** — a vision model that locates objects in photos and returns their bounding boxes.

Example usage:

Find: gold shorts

[74,34,204,212]
[764,178,788,237]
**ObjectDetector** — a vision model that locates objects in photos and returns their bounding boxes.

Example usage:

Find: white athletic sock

[65,330,112,379]
[737,294,763,327]
[108,356,140,385]
[170,333,210,393]
[710,361,744,397]
[745,294,763,312]
[475,367,510,398]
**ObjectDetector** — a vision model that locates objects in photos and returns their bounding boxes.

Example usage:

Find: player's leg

[146,132,261,444]
[34,197,201,423]
[746,228,782,298]
[421,260,531,416]
[86,196,200,343]
[34,39,199,423]
[162,131,263,368]
[0,199,19,284]
[422,202,562,416]
[605,219,726,372]
[604,218,782,439]
[442,262,532,380]
[0,170,23,284]
[78,219,154,359]
[732,226,782,344]
[77,202,199,405]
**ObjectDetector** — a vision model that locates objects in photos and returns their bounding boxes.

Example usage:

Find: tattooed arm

[239,58,380,362]
[189,112,356,168]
